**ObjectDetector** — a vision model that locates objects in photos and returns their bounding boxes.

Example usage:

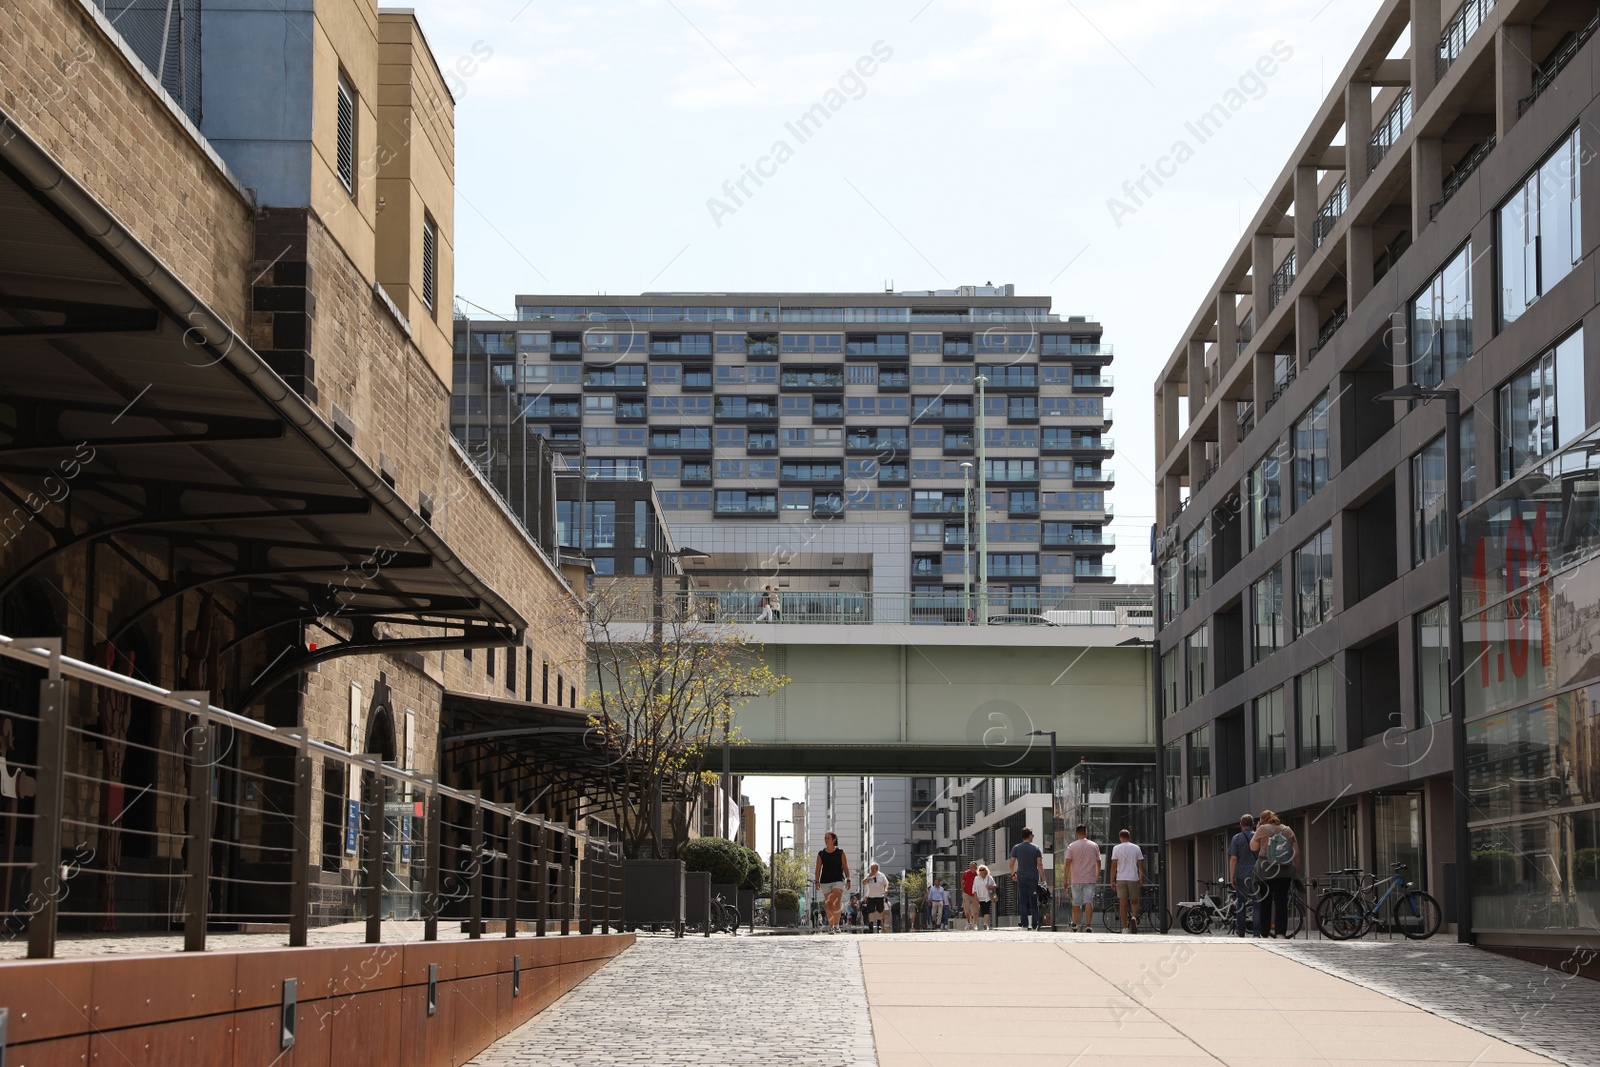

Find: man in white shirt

[926,879,949,929]
[1110,828,1146,934]
[861,862,891,933]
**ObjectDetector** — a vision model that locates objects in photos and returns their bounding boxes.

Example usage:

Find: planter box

[623,859,685,935]
[738,888,755,929]
[773,907,798,927]
[684,872,712,934]
[711,882,739,921]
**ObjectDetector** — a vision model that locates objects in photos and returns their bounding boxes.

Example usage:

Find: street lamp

[975,375,990,626]
[1029,729,1058,930]
[960,461,974,624]
[769,796,792,901]
[1376,383,1470,945]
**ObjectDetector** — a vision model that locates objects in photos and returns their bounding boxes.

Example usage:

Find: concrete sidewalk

[861,937,1558,1066]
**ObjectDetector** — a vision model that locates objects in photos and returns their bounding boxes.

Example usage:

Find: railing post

[26,639,64,960]
[289,747,314,947]
[422,789,441,941]
[600,845,611,935]
[560,825,573,935]
[506,818,521,938]
[179,702,215,953]
[469,796,484,939]
[536,821,548,937]
[363,756,384,945]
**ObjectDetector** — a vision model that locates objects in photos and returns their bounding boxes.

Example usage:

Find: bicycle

[1313,863,1442,940]
[1099,882,1172,933]
[1247,875,1307,938]
[1178,878,1244,934]
[711,892,742,934]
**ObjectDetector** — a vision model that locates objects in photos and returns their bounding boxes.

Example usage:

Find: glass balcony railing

[619,590,1155,626]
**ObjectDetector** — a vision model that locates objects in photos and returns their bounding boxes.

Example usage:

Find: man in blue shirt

[1009,828,1046,930]
[1226,814,1257,937]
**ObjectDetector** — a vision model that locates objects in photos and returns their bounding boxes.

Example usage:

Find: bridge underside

[727,742,1153,776]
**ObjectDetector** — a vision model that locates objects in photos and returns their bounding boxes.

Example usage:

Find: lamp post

[960,461,974,624]
[647,544,709,855]
[975,375,989,626]
[769,796,792,901]
[1376,383,1470,945]
[1029,729,1058,930]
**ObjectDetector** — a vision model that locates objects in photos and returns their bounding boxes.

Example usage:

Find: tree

[769,849,809,896]
[739,846,767,892]
[681,837,751,886]
[584,583,788,858]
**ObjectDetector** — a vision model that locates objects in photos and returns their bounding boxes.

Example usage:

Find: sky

[421,0,1385,588]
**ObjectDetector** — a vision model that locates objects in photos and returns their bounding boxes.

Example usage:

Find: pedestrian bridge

[722,622,1154,775]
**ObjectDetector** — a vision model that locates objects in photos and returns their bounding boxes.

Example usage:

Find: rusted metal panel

[88,954,235,1030]
[325,988,401,1067]
[398,985,451,1067]
[87,1013,234,1067]
[0,960,93,1043]
[231,1005,331,1067]
[4,1033,90,1067]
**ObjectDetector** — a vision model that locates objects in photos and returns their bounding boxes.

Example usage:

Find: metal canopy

[726,743,1154,776]
[0,124,525,696]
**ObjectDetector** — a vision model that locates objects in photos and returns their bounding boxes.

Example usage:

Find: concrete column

[1293,165,1318,267]
[1410,0,1442,105]
[1254,350,1274,415]
[1346,224,1375,312]
[1345,82,1374,196]
[1216,292,1239,376]
[1187,339,1208,419]
[1496,24,1533,139]
[1251,234,1274,319]
[1161,382,1182,461]
[1295,294,1318,368]
[1413,135,1443,237]
[1218,400,1239,463]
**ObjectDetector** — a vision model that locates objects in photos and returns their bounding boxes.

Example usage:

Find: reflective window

[1297,661,1337,764]
[1293,390,1330,509]
[1254,687,1286,779]
[1252,565,1284,662]
[1412,434,1448,565]
[1249,452,1283,548]
[1410,242,1473,388]
[1417,602,1448,726]
[1293,526,1334,635]
[1499,328,1586,483]
[1186,625,1208,703]
[1500,128,1582,327]
[1188,726,1211,802]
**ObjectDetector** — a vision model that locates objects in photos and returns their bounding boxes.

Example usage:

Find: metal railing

[659,590,1152,626]
[1519,10,1600,116]
[1367,88,1412,174]
[1437,0,1496,79]
[0,634,613,958]
[1308,304,1348,359]
[1267,250,1296,312]
[1312,178,1347,250]
[1429,135,1496,220]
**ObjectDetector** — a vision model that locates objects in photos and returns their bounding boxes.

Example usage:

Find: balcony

[848,432,909,454]
[1008,501,1040,518]
[1367,87,1412,174]
[978,370,1038,391]
[1437,0,1495,80]
[913,401,975,422]
[984,469,1039,485]
[943,435,975,456]
[1073,468,1113,486]
[912,497,967,516]
[780,368,845,390]
[1044,530,1116,549]
[746,340,779,359]
[1430,136,1495,220]
[877,369,910,392]
[1041,342,1113,361]
[1074,562,1116,581]
[1308,305,1347,360]
[986,564,1040,579]
[1520,10,1599,116]
[812,496,846,519]
[780,469,844,487]
[714,401,779,422]
[1267,249,1296,312]
[1311,179,1347,250]
[714,498,778,516]
[1072,373,1113,392]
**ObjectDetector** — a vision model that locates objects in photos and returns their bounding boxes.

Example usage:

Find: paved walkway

[467,930,1599,1067]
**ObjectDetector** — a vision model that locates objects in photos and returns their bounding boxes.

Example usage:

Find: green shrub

[739,846,767,891]
[773,889,800,911]
[680,837,751,887]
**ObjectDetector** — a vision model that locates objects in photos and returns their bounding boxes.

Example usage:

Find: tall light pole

[1377,384,1469,944]
[769,796,792,899]
[975,374,990,626]
[960,460,974,624]
[1029,729,1058,930]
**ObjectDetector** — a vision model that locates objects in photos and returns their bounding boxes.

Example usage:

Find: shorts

[978,900,992,916]
[1071,883,1096,906]
[819,881,845,897]
[1115,879,1140,902]
[863,897,884,914]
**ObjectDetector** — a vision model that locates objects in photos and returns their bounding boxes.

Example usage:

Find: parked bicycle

[1179,878,1305,937]
[711,892,742,934]
[1098,882,1172,933]
[1313,864,1442,940]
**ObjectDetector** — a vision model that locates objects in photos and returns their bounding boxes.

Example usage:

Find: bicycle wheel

[1180,905,1209,935]
[1285,894,1306,939]
[1315,890,1368,940]
[1393,891,1442,940]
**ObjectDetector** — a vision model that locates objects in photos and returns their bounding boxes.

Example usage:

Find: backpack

[1257,828,1294,878]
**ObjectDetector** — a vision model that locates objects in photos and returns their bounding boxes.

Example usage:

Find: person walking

[769,586,782,622]
[1111,829,1145,934]
[861,862,890,933]
[973,863,997,930]
[755,586,775,622]
[1009,827,1046,930]
[1226,814,1258,937]
[813,831,851,933]
[927,879,949,929]
[960,861,979,929]
[1250,810,1300,938]
[1064,824,1102,931]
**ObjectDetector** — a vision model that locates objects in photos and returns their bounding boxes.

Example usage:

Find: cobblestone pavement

[1264,938,1600,1067]
[466,933,876,1067]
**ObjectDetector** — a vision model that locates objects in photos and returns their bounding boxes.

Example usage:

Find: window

[1500,129,1582,327]
[1412,435,1448,565]
[1163,740,1183,808]
[1417,602,1448,726]
[1292,391,1330,509]
[1499,329,1586,482]
[584,501,616,549]
[1410,242,1472,388]
[591,556,616,576]
[1188,726,1211,801]
[1293,526,1334,634]
[633,557,650,575]
[1460,409,1477,508]
[1183,525,1208,605]
[1158,556,1180,626]
[634,500,649,549]
[1251,566,1283,662]
[584,395,615,415]
[1162,647,1180,715]
[1297,661,1336,764]
[421,213,438,313]
[335,70,356,196]
[1186,626,1208,703]
[1254,687,1286,779]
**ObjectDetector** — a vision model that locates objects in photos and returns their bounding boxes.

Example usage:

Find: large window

[1188,726,1212,802]
[1500,128,1582,327]
[1297,661,1337,764]
[1254,687,1286,779]
[1249,453,1282,547]
[1410,242,1472,387]
[1417,602,1448,726]
[1186,626,1208,704]
[1183,525,1209,605]
[1412,434,1448,565]
[1499,328,1586,482]
[1293,526,1334,634]
[1293,391,1330,509]
[1162,647,1180,715]
[1163,740,1183,808]
[1251,566,1284,662]
[1159,555,1180,625]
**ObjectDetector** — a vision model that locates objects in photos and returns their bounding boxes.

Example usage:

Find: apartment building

[454,289,1115,617]
[1153,0,1598,953]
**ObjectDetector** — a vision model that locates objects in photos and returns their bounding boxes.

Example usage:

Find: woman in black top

[813,831,851,932]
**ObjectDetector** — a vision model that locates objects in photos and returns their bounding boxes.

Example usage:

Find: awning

[0,112,523,706]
